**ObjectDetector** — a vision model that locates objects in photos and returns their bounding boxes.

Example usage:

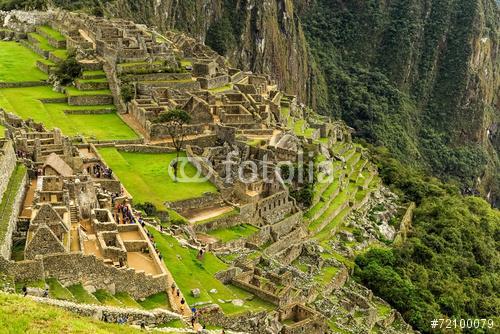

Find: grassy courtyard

[97,148,218,208]
[0,86,137,140]
[207,224,260,242]
[0,41,47,82]
[148,227,274,314]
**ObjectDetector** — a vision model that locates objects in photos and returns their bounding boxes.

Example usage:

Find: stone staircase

[69,204,78,224]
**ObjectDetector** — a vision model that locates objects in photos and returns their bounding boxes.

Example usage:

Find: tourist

[191,315,196,327]
[176,288,180,297]
[180,298,185,312]
[22,285,27,297]
[171,282,176,293]
[140,321,146,329]
[43,288,48,298]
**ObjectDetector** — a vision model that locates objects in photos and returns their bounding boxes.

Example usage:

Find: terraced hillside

[0,31,137,141]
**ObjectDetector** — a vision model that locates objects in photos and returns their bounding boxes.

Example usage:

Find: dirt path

[187,206,234,223]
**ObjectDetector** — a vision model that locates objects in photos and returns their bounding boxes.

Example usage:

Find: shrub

[55,56,82,85]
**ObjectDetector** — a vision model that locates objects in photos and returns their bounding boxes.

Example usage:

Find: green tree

[153,109,191,181]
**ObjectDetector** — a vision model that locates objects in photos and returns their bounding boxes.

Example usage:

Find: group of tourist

[89,164,113,179]
[114,202,136,225]
[145,230,164,260]
[15,150,29,159]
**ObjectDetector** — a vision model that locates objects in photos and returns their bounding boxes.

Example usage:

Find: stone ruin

[0,9,416,334]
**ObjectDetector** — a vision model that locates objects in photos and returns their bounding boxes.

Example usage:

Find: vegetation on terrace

[206,223,259,243]
[0,86,136,140]
[0,164,26,247]
[0,41,47,82]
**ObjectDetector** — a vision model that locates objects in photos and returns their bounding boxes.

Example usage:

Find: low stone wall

[133,73,192,82]
[63,108,115,115]
[36,60,56,74]
[48,52,65,64]
[68,95,113,106]
[198,74,229,89]
[20,39,49,59]
[168,193,223,216]
[75,80,109,91]
[28,295,180,325]
[40,97,68,103]
[148,123,205,141]
[0,256,44,282]
[0,81,48,88]
[0,140,16,198]
[232,278,281,305]
[115,145,176,154]
[264,227,307,257]
[92,178,122,194]
[192,213,242,233]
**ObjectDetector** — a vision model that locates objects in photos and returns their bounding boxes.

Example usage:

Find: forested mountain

[4,0,494,206]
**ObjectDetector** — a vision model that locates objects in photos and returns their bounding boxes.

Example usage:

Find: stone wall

[0,140,16,199]
[115,145,176,154]
[0,168,27,260]
[192,213,242,233]
[168,193,223,216]
[0,81,49,89]
[28,295,180,325]
[42,253,167,299]
[186,145,225,190]
[197,74,229,90]
[68,95,113,106]
[264,227,307,257]
[0,256,43,282]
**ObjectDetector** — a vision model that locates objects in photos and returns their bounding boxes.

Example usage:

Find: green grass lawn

[98,148,217,208]
[114,292,143,309]
[38,26,65,41]
[138,292,172,310]
[207,224,259,242]
[65,87,112,96]
[0,292,158,334]
[51,49,68,60]
[67,284,100,304]
[28,32,56,51]
[148,227,274,314]
[0,87,137,140]
[93,289,123,307]
[46,278,75,301]
[0,41,47,82]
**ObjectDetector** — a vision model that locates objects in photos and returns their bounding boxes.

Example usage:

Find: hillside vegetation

[354,146,500,333]
[0,292,163,334]
[300,0,499,205]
